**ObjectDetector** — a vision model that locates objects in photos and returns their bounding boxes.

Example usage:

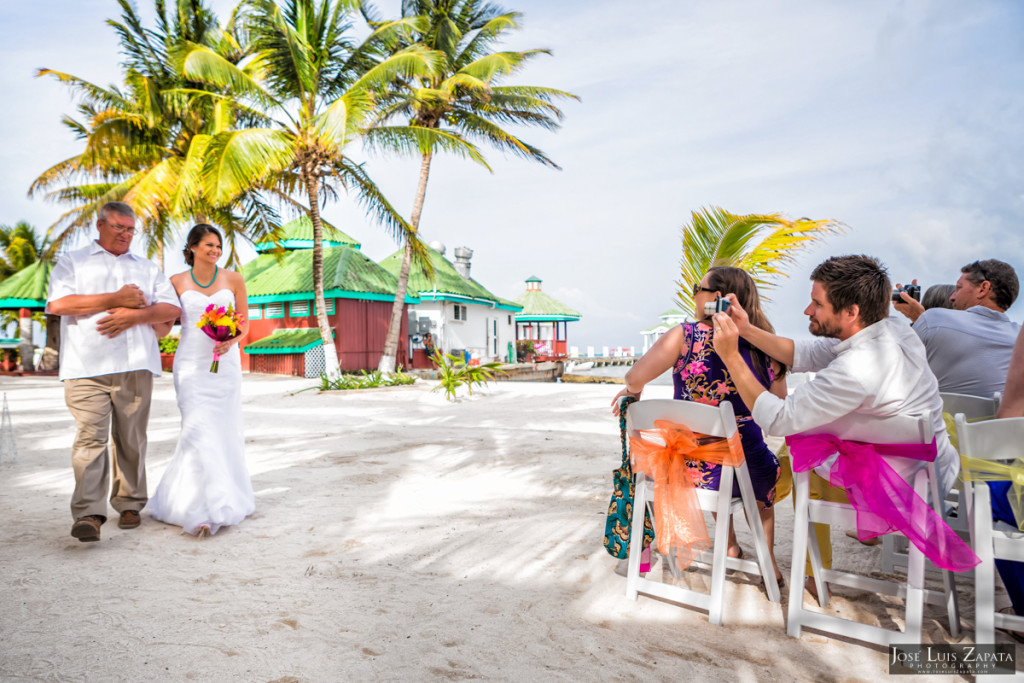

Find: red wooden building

[239,217,418,376]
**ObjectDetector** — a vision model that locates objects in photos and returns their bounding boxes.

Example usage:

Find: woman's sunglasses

[692,283,717,296]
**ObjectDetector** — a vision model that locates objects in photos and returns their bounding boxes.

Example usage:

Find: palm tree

[366,0,577,372]
[675,206,842,318]
[0,222,51,280]
[30,0,284,267]
[178,0,458,378]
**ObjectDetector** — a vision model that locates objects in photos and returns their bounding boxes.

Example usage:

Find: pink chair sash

[786,433,980,572]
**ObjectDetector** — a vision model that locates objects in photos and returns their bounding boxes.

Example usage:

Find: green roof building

[641,307,690,353]
[240,227,415,376]
[379,244,521,366]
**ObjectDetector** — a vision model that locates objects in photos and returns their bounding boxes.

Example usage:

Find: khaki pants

[64,371,152,520]
[776,450,850,574]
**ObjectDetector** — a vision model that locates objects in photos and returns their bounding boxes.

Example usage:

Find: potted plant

[159,335,179,371]
[516,340,536,363]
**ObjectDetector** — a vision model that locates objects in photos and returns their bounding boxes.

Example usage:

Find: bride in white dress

[149,224,255,536]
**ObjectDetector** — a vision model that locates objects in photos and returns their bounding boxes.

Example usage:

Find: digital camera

[703,296,732,316]
[892,284,921,303]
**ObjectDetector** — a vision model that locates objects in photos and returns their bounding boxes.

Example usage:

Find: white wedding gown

[149,288,255,535]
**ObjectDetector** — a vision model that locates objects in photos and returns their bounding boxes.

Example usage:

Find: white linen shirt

[750,316,959,494]
[46,241,180,380]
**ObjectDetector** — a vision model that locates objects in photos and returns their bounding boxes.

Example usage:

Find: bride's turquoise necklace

[190,265,218,288]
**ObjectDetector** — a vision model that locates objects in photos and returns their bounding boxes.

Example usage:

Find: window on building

[453,304,467,321]
[265,302,284,319]
[248,306,263,320]
[290,301,310,317]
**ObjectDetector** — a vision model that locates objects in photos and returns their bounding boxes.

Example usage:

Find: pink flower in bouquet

[196,303,245,372]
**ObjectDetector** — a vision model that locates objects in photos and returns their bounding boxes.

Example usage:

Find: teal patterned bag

[603,396,655,558]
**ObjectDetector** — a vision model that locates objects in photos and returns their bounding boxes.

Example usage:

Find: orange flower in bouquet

[196,303,244,372]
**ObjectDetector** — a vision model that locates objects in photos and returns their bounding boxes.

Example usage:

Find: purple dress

[672,322,780,507]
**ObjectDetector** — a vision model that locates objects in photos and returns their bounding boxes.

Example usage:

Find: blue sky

[3,0,1023,348]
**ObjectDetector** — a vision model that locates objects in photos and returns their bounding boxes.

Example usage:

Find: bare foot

[804,577,828,602]
[196,525,211,538]
[727,546,744,560]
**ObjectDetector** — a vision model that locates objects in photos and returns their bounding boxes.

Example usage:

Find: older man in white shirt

[710,254,957,595]
[47,202,180,543]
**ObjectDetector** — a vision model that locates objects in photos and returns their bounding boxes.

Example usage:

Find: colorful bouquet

[196,303,244,372]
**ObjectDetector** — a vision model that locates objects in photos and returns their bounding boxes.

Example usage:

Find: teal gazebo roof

[514,277,580,322]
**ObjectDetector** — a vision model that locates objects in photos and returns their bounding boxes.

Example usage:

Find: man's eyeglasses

[692,283,716,296]
[103,221,136,235]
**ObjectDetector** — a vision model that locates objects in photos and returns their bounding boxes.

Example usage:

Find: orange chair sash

[629,419,745,571]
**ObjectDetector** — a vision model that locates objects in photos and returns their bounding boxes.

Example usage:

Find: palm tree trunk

[378,151,433,373]
[304,171,341,379]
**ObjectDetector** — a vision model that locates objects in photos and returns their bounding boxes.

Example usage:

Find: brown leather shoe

[118,510,141,529]
[71,516,102,542]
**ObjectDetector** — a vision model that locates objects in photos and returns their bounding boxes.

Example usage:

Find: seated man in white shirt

[710,254,957,597]
[893,259,1020,397]
[47,201,180,543]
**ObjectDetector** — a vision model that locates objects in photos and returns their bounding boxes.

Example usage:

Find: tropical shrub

[318,369,418,391]
[432,351,504,401]
[159,335,180,354]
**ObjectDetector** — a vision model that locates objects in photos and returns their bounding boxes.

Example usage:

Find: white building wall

[409,300,517,363]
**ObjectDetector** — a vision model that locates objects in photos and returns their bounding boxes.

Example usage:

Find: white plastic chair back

[787,410,962,645]
[883,393,1001,574]
[956,414,1024,681]
[942,392,1001,420]
[622,399,780,626]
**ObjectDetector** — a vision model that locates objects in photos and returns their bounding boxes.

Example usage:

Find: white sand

[0,374,1015,681]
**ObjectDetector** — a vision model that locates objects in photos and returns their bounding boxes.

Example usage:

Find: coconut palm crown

[31,0,286,267]
[365,0,578,371]
[676,206,843,318]
[178,0,473,377]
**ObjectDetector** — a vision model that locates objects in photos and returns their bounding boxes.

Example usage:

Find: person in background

[612,266,788,585]
[920,284,955,310]
[985,327,1024,634]
[998,329,1024,419]
[893,260,1020,397]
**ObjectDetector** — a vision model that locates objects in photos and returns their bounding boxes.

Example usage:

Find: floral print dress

[672,321,781,507]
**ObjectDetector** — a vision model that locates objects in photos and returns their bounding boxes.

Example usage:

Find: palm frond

[202,128,296,204]
[675,206,843,315]
[180,43,280,109]
[447,111,559,168]
[362,125,489,168]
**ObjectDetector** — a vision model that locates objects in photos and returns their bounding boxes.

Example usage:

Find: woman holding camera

[612,266,788,583]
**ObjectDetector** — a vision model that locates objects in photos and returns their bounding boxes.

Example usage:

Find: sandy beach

[0,373,1017,682]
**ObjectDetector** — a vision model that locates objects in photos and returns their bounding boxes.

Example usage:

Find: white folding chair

[787,411,962,645]
[956,414,1024,681]
[882,392,1000,574]
[624,399,780,626]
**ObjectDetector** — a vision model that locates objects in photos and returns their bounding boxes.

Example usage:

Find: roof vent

[428,241,446,256]
[453,246,473,280]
